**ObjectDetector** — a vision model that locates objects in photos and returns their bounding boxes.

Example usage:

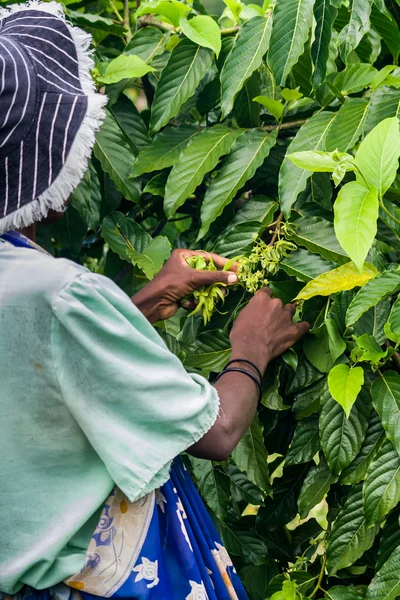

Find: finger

[179,249,238,272]
[255,287,274,297]
[295,321,311,337]
[181,299,197,310]
[284,303,296,316]
[191,268,238,287]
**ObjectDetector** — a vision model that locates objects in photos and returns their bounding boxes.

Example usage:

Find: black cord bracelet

[224,359,263,383]
[215,367,263,403]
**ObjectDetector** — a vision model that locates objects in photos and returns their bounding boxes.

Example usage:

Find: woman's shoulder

[0,245,89,306]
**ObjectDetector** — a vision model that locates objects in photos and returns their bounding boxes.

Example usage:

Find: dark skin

[21,219,309,461]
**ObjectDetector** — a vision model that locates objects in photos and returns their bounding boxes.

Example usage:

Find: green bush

[37,0,400,598]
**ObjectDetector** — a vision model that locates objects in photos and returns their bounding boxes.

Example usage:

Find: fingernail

[227,273,238,284]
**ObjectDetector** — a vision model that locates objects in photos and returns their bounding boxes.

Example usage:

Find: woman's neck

[17,224,36,243]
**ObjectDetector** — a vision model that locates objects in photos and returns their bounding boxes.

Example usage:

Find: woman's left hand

[131,249,238,323]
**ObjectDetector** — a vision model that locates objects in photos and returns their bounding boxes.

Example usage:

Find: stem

[220,26,240,35]
[269,212,283,246]
[379,199,400,228]
[137,15,175,31]
[263,119,307,132]
[324,296,331,320]
[309,554,327,599]
[124,0,132,40]
[109,0,124,22]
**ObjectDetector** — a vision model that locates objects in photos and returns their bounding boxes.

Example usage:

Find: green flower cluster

[237,238,297,293]
[185,256,226,325]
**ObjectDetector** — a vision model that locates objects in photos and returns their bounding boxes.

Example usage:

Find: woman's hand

[230,287,309,374]
[131,249,238,323]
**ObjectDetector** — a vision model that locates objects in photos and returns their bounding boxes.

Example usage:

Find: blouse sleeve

[50,271,219,502]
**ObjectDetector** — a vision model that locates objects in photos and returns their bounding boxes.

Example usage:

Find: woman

[0,3,309,600]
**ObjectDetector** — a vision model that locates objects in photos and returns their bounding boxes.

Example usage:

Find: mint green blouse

[0,239,219,595]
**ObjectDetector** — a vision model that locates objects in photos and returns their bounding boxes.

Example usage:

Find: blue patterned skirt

[9,460,248,600]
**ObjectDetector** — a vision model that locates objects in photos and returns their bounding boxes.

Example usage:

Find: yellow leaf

[294,262,379,301]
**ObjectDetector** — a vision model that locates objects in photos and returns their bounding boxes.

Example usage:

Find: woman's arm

[189,289,309,460]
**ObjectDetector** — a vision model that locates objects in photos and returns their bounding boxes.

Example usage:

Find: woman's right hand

[229,288,310,375]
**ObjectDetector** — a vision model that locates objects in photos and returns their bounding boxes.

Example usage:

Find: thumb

[192,269,238,288]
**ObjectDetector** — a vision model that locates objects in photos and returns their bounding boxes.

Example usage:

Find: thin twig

[124,0,132,40]
[309,554,327,599]
[263,119,307,132]
[137,15,175,31]
[268,212,283,246]
[220,26,240,35]
[109,0,124,22]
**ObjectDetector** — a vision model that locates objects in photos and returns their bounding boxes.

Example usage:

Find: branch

[268,212,283,246]
[124,0,132,40]
[263,118,307,132]
[137,15,175,31]
[220,26,240,35]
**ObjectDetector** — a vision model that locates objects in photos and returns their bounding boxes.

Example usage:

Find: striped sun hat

[0,1,107,234]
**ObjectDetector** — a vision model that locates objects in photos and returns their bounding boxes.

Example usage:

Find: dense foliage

[19,0,400,597]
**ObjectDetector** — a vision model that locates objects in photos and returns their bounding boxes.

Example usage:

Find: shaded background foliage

[3,0,400,596]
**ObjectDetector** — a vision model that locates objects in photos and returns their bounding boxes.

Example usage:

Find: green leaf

[190,459,231,520]
[370,4,400,63]
[211,221,263,258]
[184,330,231,372]
[287,356,325,395]
[363,438,400,526]
[219,524,268,565]
[365,87,400,134]
[327,364,365,418]
[304,324,335,373]
[227,464,264,505]
[267,0,315,86]
[287,150,355,172]
[327,484,379,575]
[376,508,400,571]
[353,298,391,345]
[311,0,338,86]
[128,236,171,279]
[354,333,388,362]
[281,248,335,282]
[66,10,126,36]
[232,71,262,127]
[70,163,101,230]
[279,112,337,217]
[135,0,190,27]
[281,88,303,101]
[293,378,327,420]
[199,129,277,238]
[298,456,337,518]
[97,55,155,85]
[334,63,377,95]
[257,465,309,531]
[334,181,379,272]
[94,112,139,202]
[372,371,400,456]
[346,270,400,326]
[253,96,284,120]
[286,416,321,466]
[287,216,349,263]
[179,16,221,56]
[320,383,370,473]
[232,412,270,493]
[261,363,290,411]
[294,262,379,301]
[164,125,241,218]
[325,98,370,152]
[366,542,400,600]
[102,212,151,261]
[150,39,212,133]
[341,409,385,485]
[337,0,373,61]
[133,126,198,176]
[355,117,400,199]
[388,294,400,335]
[125,27,168,63]
[110,95,149,156]
[220,16,272,118]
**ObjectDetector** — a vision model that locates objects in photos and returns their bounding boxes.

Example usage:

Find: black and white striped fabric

[0,3,103,232]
